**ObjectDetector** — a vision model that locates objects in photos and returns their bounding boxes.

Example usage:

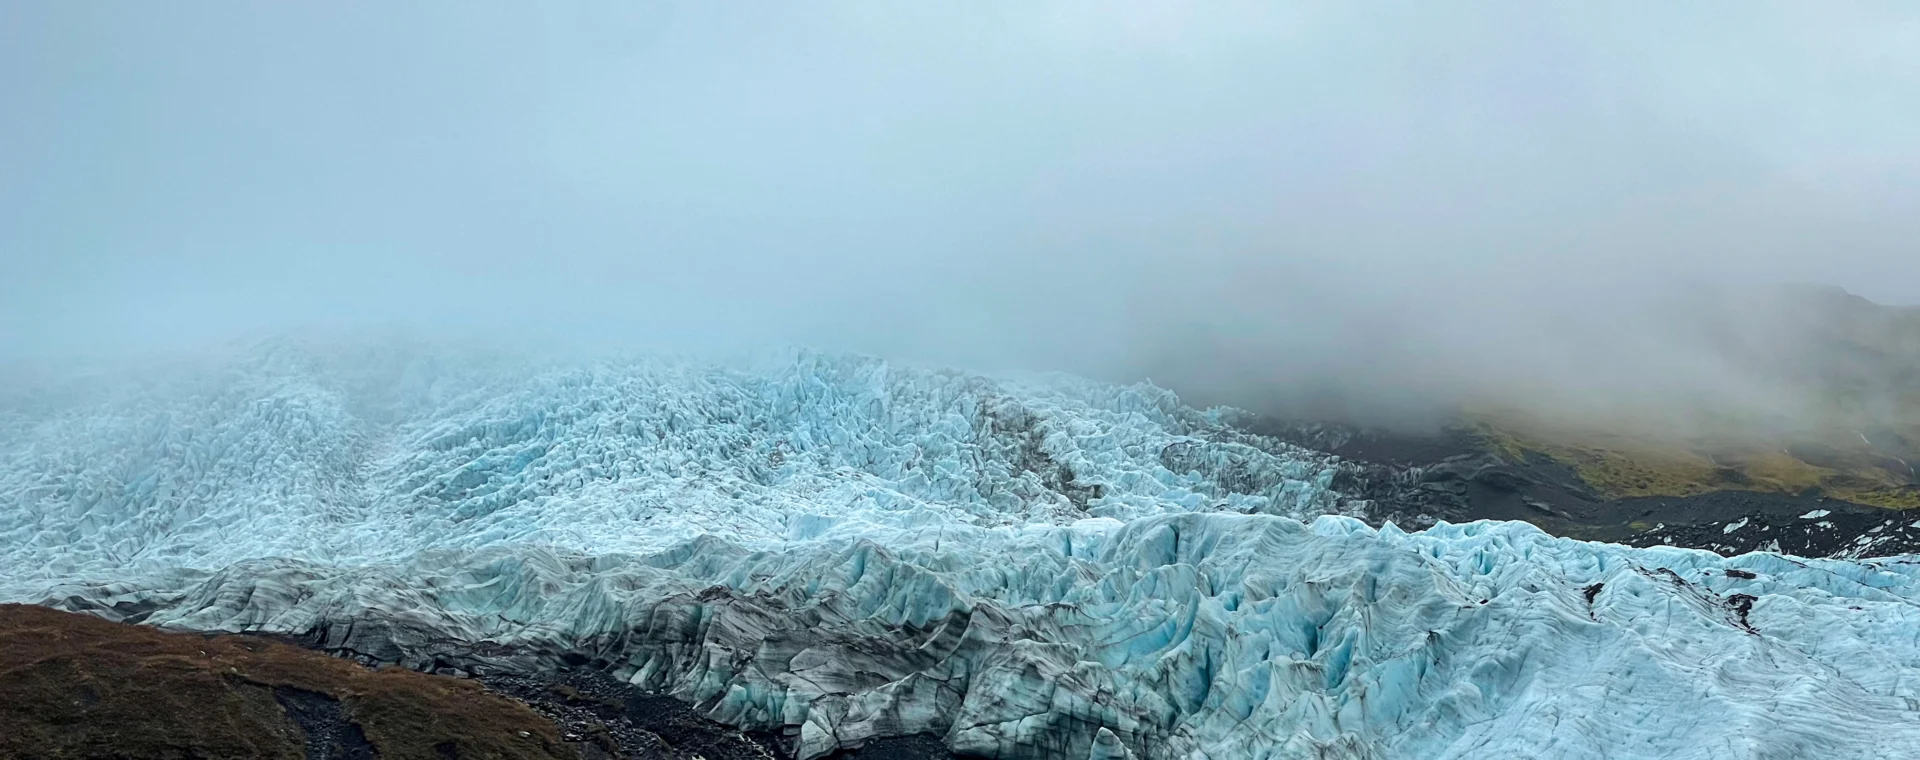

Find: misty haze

[5,3,1920,759]
[7,3,1919,421]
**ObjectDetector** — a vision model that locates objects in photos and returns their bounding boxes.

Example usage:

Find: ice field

[6,338,1919,758]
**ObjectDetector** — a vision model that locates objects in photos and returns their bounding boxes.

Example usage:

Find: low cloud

[4,2,1917,433]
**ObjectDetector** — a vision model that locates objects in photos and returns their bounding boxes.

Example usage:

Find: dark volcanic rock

[1623,503,1920,558]
[276,685,379,760]
[829,734,962,759]
[481,669,964,760]
[482,670,788,760]
[1247,416,1920,559]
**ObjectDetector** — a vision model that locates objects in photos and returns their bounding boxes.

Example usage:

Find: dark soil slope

[0,603,575,760]
[0,605,959,760]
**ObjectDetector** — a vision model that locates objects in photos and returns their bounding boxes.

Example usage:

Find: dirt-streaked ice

[5,338,1919,759]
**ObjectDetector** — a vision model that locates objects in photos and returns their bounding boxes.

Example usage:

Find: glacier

[6,337,1920,759]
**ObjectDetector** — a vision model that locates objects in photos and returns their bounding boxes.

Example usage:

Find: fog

[5,2,1919,431]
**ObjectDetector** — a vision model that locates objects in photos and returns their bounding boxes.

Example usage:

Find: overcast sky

[4,2,1918,417]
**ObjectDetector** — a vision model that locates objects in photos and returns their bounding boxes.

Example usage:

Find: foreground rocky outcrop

[1,604,950,760]
[0,603,575,759]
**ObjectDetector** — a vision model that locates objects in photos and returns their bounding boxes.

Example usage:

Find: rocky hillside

[0,603,574,759]
[1242,285,1920,556]
[1,604,924,760]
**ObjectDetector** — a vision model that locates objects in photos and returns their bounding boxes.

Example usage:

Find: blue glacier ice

[5,336,1920,759]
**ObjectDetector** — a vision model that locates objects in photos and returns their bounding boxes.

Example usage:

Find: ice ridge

[0,340,1343,598]
[7,339,1920,759]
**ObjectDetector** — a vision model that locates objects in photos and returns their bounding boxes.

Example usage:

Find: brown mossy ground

[0,603,575,760]
[1465,415,1920,509]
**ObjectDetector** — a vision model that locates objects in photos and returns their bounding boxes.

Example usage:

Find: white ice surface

[0,340,1340,598]
[6,339,1920,759]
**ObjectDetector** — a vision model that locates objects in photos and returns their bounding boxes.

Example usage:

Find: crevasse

[5,338,1919,759]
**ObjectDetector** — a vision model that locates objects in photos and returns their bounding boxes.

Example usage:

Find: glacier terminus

[5,338,1920,759]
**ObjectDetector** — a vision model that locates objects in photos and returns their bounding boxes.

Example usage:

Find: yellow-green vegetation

[1454,289,1920,510]
[1465,413,1920,509]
